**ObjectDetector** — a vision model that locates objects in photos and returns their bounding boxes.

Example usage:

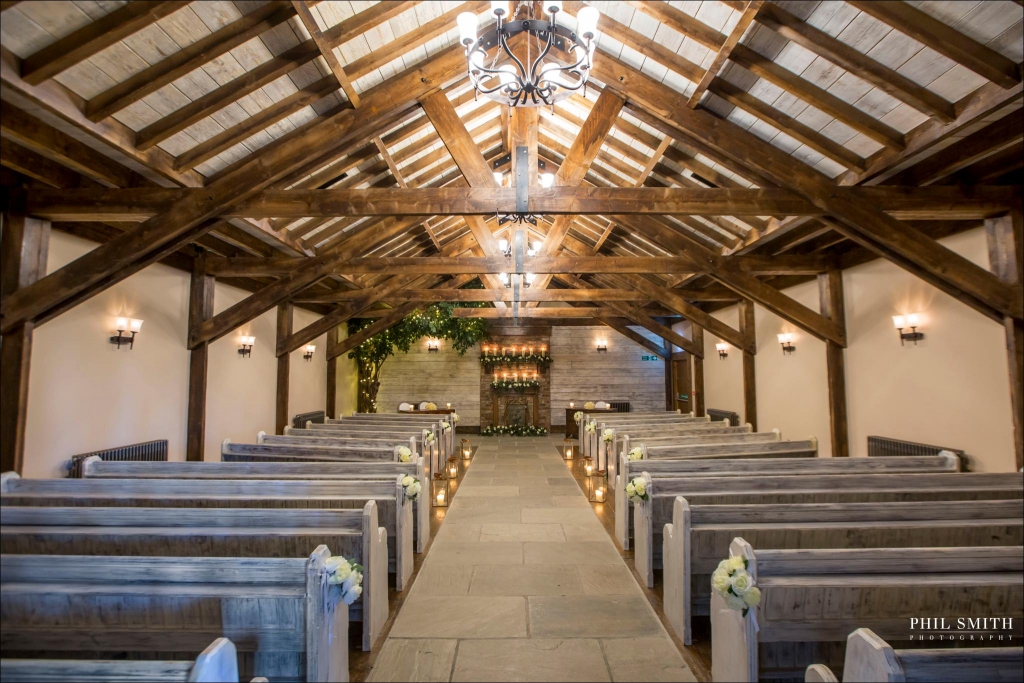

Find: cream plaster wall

[700,228,1015,470]
[22,231,353,476]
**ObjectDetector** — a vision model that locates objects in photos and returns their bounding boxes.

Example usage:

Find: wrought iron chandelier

[458,1,600,107]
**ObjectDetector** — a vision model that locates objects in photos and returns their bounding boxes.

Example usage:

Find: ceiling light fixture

[458,1,599,108]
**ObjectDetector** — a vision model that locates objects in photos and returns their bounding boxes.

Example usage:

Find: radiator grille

[66,440,168,478]
[867,436,970,471]
[609,402,631,413]
[293,410,326,428]
[708,408,741,426]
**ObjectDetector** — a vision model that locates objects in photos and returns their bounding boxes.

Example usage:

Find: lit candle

[595,488,605,502]
[436,491,446,504]
[446,402,452,409]
[540,345,547,353]
[529,346,534,354]
[585,463,593,476]
[570,401,575,408]
[565,447,573,459]
[449,465,458,478]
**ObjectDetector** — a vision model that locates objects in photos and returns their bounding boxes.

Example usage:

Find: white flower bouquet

[627,446,644,461]
[440,420,451,433]
[422,429,435,444]
[625,476,648,503]
[325,555,364,605]
[711,555,761,616]
[584,401,596,410]
[585,420,597,434]
[397,445,413,463]
[573,410,583,424]
[401,475,422,501]
[452,413,460,423]
[601,428,615,444]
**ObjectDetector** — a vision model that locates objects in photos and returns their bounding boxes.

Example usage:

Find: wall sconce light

[595,339,608,353]
[715,342,728,360]
[892,314,924,346]
[110,317,143,350]
[303,344,315,362]
[777,333,795,355]
[426,338,440,353]
[238,335,255,358]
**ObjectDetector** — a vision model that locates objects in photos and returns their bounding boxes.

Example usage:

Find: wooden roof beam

[687,1,762,109]
[291,1,360,107]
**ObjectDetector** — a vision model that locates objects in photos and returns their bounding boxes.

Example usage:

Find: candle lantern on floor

[461,438,472,461]
[583,458,595,497]
[447,456,459,480]
[563,438,574,460]
[588,467,607,503]
[432,474,449,508]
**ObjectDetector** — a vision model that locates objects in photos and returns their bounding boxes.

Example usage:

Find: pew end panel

[841,628,903,683]
[710,537,758,683]
[804,664,839,683]
[663,496,692,644]
[634,472,655,588]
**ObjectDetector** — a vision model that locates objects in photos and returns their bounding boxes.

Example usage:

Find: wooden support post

[186,250,214,461]
[739,299,757,430]
[276,302,293,435]
[986,210,1023,469]
[691,322,706,417]
[326,325,339,419]
[0,199,50,474]
[664,349,674,410]
[819,271,849,457]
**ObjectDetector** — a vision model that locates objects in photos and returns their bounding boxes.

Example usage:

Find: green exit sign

[640,355,659,361]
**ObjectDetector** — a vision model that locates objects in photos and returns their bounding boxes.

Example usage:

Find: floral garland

[401,475,422,501]
[480,353,553,368]
[325,555,363,605]
[490,379,541,392]
[397,445,414,463]
[627,446,644,461]
[625,476,648,503]
[601,428,615,444]
[711,556,761,616]
[481,424,548,437]
[573,410,583,424]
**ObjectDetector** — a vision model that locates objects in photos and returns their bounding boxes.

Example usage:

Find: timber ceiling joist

[1,0,1021,343]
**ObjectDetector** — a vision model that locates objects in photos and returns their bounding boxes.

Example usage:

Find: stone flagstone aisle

[367,434,697,682]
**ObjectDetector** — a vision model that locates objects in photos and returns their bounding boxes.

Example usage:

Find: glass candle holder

[432,475,449,508]
[461,438,472,461]
[563,438,574,460]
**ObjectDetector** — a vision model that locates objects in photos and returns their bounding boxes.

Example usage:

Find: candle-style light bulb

[457,11,478,45]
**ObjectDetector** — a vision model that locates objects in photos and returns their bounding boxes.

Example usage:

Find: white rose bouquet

[401,475,422,501]
[625,476,648,503]
[585,420,597,435]
[440,420,451,433]
[627,446,644,461]
[452,413,460,423]
[422,429,436,444]
[584,401,596,410]
[711,555,761,616]
[397,445,413,463]
[325,555,364,605]
[601,428,615,444]
[574,410,583,424]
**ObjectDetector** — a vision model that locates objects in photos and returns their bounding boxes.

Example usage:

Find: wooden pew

[0,473,415,594]
[633,471,1024,588]
[616,424,762,461]
[711,541,1024,682]
[0,637,241,683]
[584,413,709,464]
[0,549,350,682]
[0,504,388,652]
[805,628,1024,682]
[661,498,1023,645]
[222,438,404,462]
[613,453,961,551]
[337,415,451,457]
[272,427,437,476]
[82,456,431,553]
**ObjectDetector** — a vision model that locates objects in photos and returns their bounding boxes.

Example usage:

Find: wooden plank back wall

[376,341,482,425]
[549,326,666,427]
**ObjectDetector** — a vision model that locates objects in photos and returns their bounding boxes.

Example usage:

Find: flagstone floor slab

[469,564,585,596]
[451,638,610,682]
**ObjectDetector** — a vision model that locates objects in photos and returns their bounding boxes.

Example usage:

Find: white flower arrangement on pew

[439,420,451,433]
[325,555,363,605]
[573,410,583,424]
[422,429,436,444]
[711,555,761,616]
[397,445,413,463]
[627,446,644,461]
[601,428,615,444]
[625,476,648,503]
[401,475,422,501]
[452,413,460,424]
[585,420,597,435]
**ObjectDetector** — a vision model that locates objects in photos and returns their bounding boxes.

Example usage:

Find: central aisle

[367,435,696,682]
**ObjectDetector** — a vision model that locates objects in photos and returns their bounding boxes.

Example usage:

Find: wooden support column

[0,200,50,474]
[276,302,293,435]
[818,271,849,457]
[738,299,757,430]
[326,325,339,419]
[186,250,214,461]
[986,210,1023,469]
[691,322,705,417]
[664,349,674,410]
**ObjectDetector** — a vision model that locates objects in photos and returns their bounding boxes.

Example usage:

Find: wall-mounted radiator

[66,439,168,478]
[293,410,326,428]
[609,402,631,413]
[708,409,741,426]
[867,436,970,471]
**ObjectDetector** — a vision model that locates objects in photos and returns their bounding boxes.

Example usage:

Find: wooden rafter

[291,1,360,107]
[686,1,762,109]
